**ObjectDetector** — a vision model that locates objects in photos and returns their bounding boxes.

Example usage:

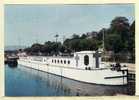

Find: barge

[18,51,128,85]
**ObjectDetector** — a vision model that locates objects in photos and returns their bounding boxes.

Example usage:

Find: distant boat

[18,50,128,85]
[5,56,18,67]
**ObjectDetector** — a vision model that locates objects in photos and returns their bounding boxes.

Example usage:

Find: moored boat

[18,50,128,85]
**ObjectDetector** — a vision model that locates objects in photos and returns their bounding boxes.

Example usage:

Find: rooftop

[76,51,96,54]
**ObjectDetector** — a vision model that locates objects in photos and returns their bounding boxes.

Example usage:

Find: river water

[5,64,135,96]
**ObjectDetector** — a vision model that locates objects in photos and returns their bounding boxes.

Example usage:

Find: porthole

[55,60,56,63]
[52,59,53,63]
[58,60,59,63]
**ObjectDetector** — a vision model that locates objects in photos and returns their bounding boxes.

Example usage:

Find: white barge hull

[18,60,127,85]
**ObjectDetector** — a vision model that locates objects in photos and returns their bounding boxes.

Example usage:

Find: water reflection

[7,62,18,68]
[5,64,133,96]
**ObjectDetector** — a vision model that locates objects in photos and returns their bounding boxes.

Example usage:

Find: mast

[55,34,59,56]
[102,29,106,62]
[102,29,105,53]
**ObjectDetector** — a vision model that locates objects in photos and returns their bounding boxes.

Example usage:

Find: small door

[93,51,101,68]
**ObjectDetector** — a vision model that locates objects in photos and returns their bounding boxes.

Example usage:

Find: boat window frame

[61,60,63,64]
[84,55,89,66]
[68,60,70,64]
[64,60,66,64]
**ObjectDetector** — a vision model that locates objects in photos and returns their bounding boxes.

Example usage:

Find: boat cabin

[19,50,103,70]
[74,51,102,69]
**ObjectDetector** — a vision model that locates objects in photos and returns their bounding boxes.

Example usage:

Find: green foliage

[105,17,134,53]
[105,34,125,53]
[23,16,135,63]
[63,36,100,51]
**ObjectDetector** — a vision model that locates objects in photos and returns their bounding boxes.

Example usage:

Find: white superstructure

[18,51,128,85]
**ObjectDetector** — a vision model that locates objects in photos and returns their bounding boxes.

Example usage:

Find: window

[61,60,63,64]
[55,60,56,63]
[64,60,66,64]
[57,60,59,63]
[84,55,89,65]
[52,59,53,63]
[68,60,70,64]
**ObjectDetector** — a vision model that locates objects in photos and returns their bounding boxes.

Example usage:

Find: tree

[129,21,135,62]
[43,41,62,55]
[72,34,80,39]
[110,17,130,42]
[105,16,131,53]
[105,34,125,53]
[80,34,87,39]
[31,43,42,52]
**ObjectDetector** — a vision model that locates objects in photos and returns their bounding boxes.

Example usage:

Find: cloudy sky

[5,4,135,47]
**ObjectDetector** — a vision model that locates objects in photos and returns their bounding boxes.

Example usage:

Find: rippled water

[5,64,133,96]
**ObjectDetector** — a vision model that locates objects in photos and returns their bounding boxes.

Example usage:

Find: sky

[5,4,135,47]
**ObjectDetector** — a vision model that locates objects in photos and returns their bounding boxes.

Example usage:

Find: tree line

[23,16,135,62]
